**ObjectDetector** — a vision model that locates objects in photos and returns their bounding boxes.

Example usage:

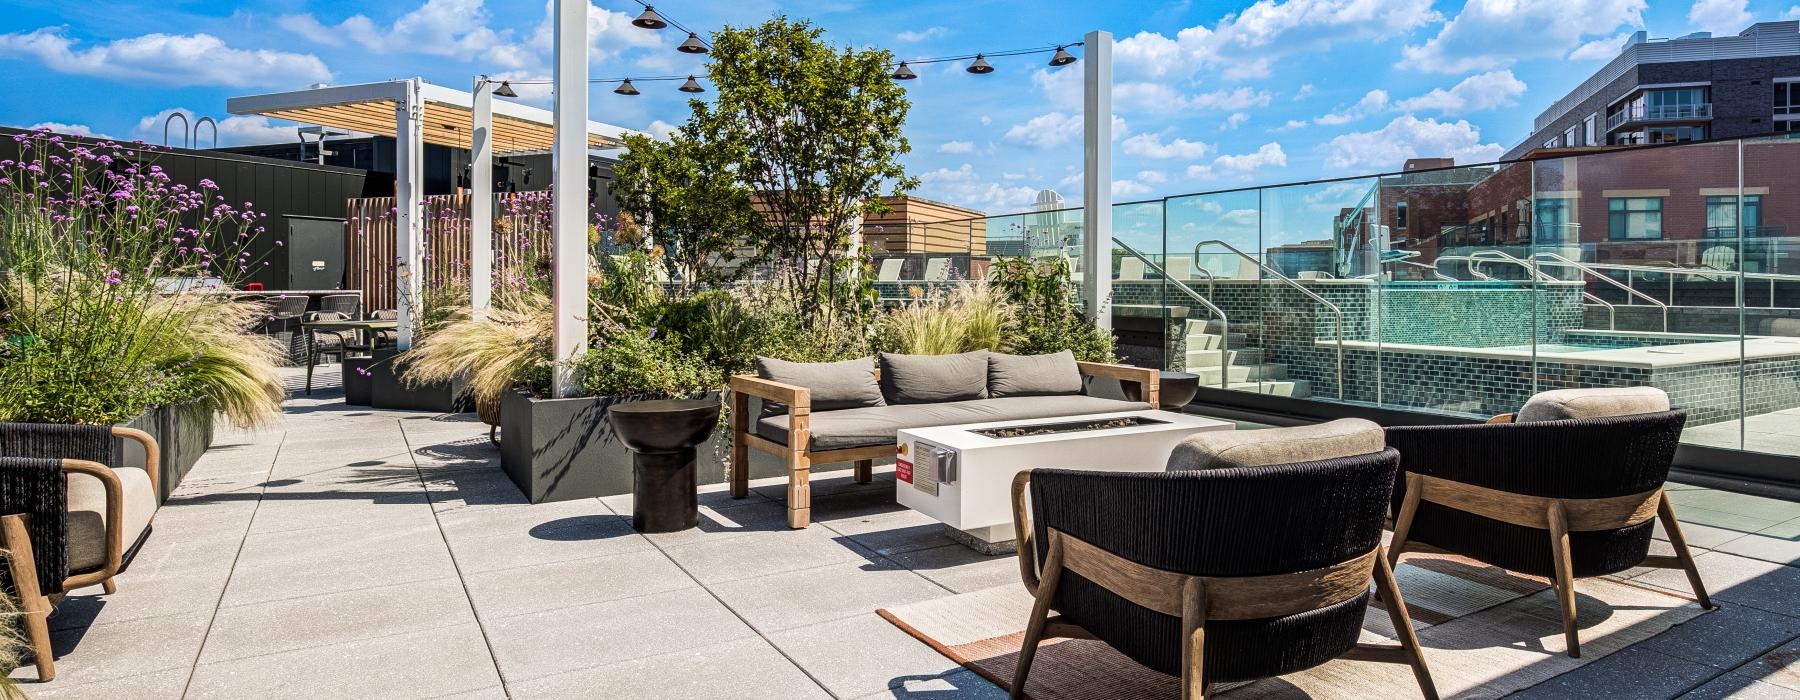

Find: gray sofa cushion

[1516,386,1670,422]
[754,356,884,415]
[758,395,1151,452]
[988,350,1083,398]
[878,350,990,404]
[1166,418,1384,471]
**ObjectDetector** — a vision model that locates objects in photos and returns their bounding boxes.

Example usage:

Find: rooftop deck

[11,367,1800,699]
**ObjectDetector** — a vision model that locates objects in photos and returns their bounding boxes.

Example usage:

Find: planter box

[114,402,215,503]
[344,349,469,412]
[501,389,733,504]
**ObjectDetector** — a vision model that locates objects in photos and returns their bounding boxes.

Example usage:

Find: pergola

[226,79,642,356]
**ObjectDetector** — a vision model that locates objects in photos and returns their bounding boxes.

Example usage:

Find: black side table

[607,398,722,533]
[1122,371,1201,410]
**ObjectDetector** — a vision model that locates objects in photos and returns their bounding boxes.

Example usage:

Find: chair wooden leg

[102,578,117,594]
[1657,493,1714,609]
[853,459,872,484]
[1373,546,1438,700]
[1547,501,1581,658]
[729,393,750,499]
[3,515,55,682]
[1180,577,1209,700]
[1388,473,1423,569]
[1012,540,1064,700]
[786,452,811,529]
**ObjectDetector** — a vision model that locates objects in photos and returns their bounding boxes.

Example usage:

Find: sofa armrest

[112,426,159,493]
[59,459,123,590]
[1076,361,1159,409]
[727,375,812,437]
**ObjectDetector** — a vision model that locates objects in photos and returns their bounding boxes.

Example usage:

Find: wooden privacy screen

[344,193,554,312]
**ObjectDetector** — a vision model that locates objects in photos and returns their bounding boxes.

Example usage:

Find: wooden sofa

[730,359,1159,528]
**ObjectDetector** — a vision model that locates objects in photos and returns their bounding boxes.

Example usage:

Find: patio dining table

[300,318,398,394]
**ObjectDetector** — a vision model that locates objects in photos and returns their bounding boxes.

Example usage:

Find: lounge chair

[1384,387,1713,658]
[0,422,160,681]
[1117,257,1146,281]
[1010,419,1437,698]
[922,258,951,282]
[877,258,905,282]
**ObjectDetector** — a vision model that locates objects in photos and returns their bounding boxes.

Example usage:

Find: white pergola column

[395,77,426,348]
[550,0,589,397]
[1082,30,1113,333]
[470,76,495,320]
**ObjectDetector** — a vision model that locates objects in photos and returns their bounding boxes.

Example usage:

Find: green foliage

[991,256,1117,362]
[687,17,919,322]
[611,132,759,291]
[873,280,1012,355]
[573,325,721,399]
[592,248,665,323]
[397,290,554,412]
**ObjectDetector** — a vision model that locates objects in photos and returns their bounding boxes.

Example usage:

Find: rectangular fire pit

[895,410,1233,553]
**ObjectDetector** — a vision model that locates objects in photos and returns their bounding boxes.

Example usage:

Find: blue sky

[3,0,1799,218]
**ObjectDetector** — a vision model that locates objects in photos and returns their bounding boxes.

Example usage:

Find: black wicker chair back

[1028,449,1399,684]
[318,293,361,320]
[269,295,309,319]
[0,422,116,594]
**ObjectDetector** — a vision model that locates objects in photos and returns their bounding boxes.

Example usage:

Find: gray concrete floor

[12,365,1800,699]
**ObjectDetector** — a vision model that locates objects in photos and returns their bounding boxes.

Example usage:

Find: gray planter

[500,389,727,504]
[344,349,469,412]
[114,402,214,503]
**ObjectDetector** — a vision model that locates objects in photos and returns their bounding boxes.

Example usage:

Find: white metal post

[1083,30,1113,332]
[550,0,589,397]
[470,76,495,320]
[394,78,426,349]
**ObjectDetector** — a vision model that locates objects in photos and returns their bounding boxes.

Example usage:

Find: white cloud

[1004,112,1127,149]
[282,0,657,74]
[1786,6,1800,19]
[1277,119,1309,131]
[1293,84,1315,101]
[0,28,330,88]
[1394,70,1527,115]
[1186,142,1287,179]
[1569,33,1631,60]
[896,27,950,42]
[1113,179,1153,197]
[1110,84,1271,115]
[646,120,680,140]
[25,122,109,138]
[1137,170,1168,184]
[1324,115,1503,170]
[1313,90,1389,125]
[1688,0,1751,35]
[1402,0,1645,74]
[1122,133,1212,159]
[979,115,993,125]
[132,108,309,147]
[916,164,1040,212]
[938,140,974,154]
[1222,113,1249,131]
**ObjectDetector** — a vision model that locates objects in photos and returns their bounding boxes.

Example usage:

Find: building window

[1705,195,1763,238]
[1544,137,1559,149]
[1395,201,1408,230]
[1777,81,1798,116]
[1608,197,1664,240]
[1779,119,1798,133]
[1535,198,1575,243]
[1564,126,1579,147]
[1584,114,1598,147]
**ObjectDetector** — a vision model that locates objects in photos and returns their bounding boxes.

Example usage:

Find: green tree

[689,16,919,324]
[611,131,758,292]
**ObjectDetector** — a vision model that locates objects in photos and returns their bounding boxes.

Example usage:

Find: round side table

[607,398,721,533]
[1122,371,1201,410]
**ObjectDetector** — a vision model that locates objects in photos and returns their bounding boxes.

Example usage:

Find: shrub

[991,256,1116,362]
[572,325,721,399]
[873,279,1013,356]
[397,290,554,410]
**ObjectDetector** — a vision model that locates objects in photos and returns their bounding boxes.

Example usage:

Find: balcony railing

[1606,103,1712,131]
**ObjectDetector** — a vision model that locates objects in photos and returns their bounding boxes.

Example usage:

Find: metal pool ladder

[1192,240,1345,399]
[1112,239,1233,390]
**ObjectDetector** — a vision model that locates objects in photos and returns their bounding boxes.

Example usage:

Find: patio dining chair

[305,310,354,395]
[0,422,160,681]
[1384,387,1714,658]
[1010,419,1436,699]
[318,293,362,320]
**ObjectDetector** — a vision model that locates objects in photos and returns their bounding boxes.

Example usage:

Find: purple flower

[198,178,217,189]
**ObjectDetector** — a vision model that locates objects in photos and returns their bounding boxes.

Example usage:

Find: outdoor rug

[877,547,1709,699]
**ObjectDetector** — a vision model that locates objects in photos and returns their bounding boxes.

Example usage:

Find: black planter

[114,402,215,503]
[501,389,727,504]
[1122,371,1201,410]
[608,398,721,533]
[344,348,470,412]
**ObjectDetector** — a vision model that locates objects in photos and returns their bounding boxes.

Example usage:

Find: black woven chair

[0,422,160,682]
[1009,450,1436,699]
[1385,410,1713,658]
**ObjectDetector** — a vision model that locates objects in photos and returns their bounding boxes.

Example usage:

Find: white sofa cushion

[1516,386,1670,422]
[1166,418,1384,471]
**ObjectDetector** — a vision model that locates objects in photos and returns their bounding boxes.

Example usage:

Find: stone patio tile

[53,542,239,631]
[462,548,695,620]
[887,543,1022,594]
[1763,518,1800,539]
[445,511,651,573]
[752,472,894,503]
[765,612,968,698]
[1670,490,1800,524]
[482,586,756,682]
[1683,675,1800,699]
[1638,603,1800,670]
[710,560,949,633]
[185,621,500,699]
[433,495,609,542]
[1510,646,1719,699]
[147,495,262,534]
[854,670,1009,699]
[1632,551,1800,617]
[422,467,533,513]
[507,636,829,700]
[220,519,457,607]
[16,666,190,700]
[200,576,475,664]
[1713,532,1800,567]
[819,506,959,556]
[638,499,800,548]
[8,612,211,688]
[1735,638,1800,692]
[1657,518,1750,550]
[1675,506,1788,534]
[661,525,876,585]
[248,490,437,535]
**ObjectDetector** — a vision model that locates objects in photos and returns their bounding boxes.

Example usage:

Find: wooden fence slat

[345,193,555,312]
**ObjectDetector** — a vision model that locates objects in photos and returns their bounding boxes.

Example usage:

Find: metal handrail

[1441,252,1617,330]
[1193,239,1343,398]
[1114,239,1231,389]
[1531,252,1668,332]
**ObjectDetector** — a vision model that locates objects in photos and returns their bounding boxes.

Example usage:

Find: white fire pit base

[895,410,1234,553]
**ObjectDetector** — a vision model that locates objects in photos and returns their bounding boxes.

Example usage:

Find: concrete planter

[500,389,726,504]
[114,402,215,503]
[343,349,469,412]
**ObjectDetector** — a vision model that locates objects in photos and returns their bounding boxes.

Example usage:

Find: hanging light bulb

[678,32,708,54]
[614,79,641,96]
[492,80,518,98]
[631,5,668,30]
[890,62,917,80]
[966,54,994,74]
[679,76,704,93]
[1048,46,1077,67]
